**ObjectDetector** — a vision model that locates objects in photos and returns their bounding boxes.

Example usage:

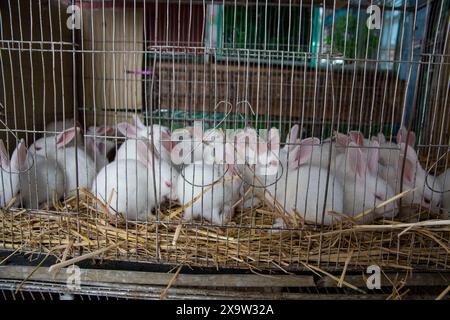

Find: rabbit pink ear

[86,138,107,158]
[286,125,299,147]
[0,140,10,169]
[367,141,380,175]
[132,114,146,130]
[349,131,364,146]
[136,140,160,166]
[94,126,114,136]
[397,126,416,147]
[97,141,107,155]
[346,142,365,178]
[399,143,418,185]
[160,130,174,151]
[55,127,79,148]
[117,122,138,138]
[11,139,28,172]
[85,138,95,158]
[288,137,318,169]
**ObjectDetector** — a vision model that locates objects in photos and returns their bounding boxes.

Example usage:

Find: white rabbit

[281,125,338,170]
[92,139,178,222]
[235,126,307,202]
[235,128,344,225]
[115,118,172,163]
[372,127,416,168]
[371,132,399,167]
[29,125,84,156]
[0,139,20,208]
[85,126,116,172]
[217,126,274,214]
[379,143,443,214]
[437,169,450,212]
[46,118,80,134]
[44,119,83,148]
[334,141,397,223]
[171,121,204,166]
[127,114,172,161]
[287,130,352,170]
[30,127,96,197]
[12,139,64,209]
[264,134,344,226]
[396,126,416,147]
[177,143,242,225]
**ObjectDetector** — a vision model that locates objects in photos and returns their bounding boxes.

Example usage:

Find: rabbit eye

[423,197,431,205]
[375,194,385,201]
[165,181,172,188]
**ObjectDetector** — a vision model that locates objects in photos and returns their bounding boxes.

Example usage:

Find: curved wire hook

[177,101,234,187]
[235,100,256,120]
[425,147,450,194]
[178,162,231,188]
[177,101,233,167]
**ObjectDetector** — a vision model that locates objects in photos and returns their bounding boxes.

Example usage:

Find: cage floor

[1,189,449,274]
[0,272,448,300]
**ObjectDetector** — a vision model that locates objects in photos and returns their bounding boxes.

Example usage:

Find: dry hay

[0,188,449,273]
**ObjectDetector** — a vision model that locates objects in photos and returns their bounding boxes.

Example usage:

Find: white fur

[379,143,443,213]
[177,161,242,225]
[115,115,171,163]
[0,140,20,207]
[437,169,450,213]
[92,140,178,222]
[85,126,116,172]
[334,141,397,223]
[13,141,64,209]
[29,128,96,197]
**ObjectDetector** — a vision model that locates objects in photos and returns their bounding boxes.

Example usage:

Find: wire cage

[1,0,450,296]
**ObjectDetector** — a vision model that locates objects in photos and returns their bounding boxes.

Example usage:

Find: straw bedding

[1,187,449,273]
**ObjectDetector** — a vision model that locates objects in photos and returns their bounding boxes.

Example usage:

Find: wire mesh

[0,0,449,274]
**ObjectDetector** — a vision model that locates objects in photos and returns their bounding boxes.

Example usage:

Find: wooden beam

[317,272,450,288]
[0,265,316,288]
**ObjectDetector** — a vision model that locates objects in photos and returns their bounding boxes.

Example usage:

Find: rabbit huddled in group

[235,128,344,226]
[176,142,242,225]
[44,118,83,147]
[6,116,447,227]
[1,139,64,209]
[379,143,443,214]
[85,125,116,172]
[437,169,450,212]
[281,125,356,171]
[116,115,172,163]
[334,141,397,223]
[371,127,415,169]
[14,140,65,209]
[29,127,96,197]
[348,126,445,217]
[232,128,343,225]
[92,139,178,222]
[0,140,21,208]
[170,121,205,167]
